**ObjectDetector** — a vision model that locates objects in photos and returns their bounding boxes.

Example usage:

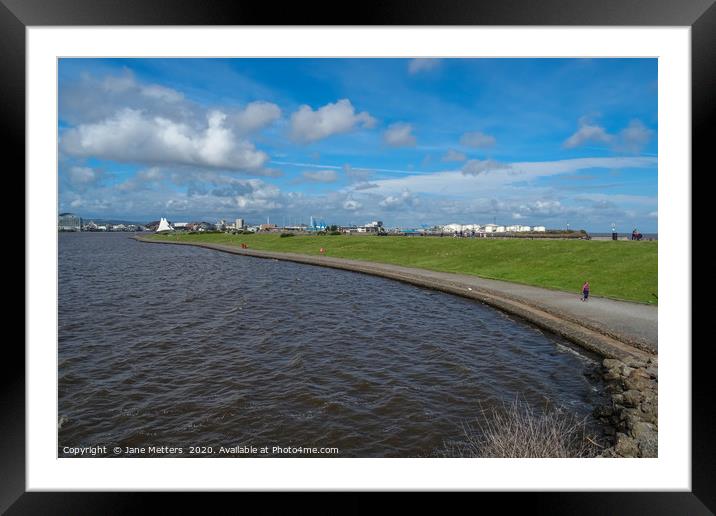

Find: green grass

[147,233,658,304]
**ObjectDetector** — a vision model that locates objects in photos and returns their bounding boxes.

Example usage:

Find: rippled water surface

[59,232,607,457]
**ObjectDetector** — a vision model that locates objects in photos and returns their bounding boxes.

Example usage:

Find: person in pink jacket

[581,281,590,302]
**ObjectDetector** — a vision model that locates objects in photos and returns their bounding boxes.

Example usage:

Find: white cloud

[234,101,281,135]
[383,123,416,147]
[342,164,369,180]
[62,108,269,171]
[353,182,379,190]
[408,59,441,74]
[462,159,510,176]
[615,119,654,153]
[289,99,376,143]
[460,131,496,148]
[563,119,612,148]
[117,167,165,192]
[379,190,418,209]
[67,166,101,186]
[60,71,192,125]
[564,117,653,153]
[140,84,184,103]
[100,74,184,104]
[441,149,467,162]
[343,199,362,211]
[522,199,565,216]
[301,170,339,183]
[353,157,657,199]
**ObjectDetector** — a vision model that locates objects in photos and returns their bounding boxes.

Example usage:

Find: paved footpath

[135,237,658,359]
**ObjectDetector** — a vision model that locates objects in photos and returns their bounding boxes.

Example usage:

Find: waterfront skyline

[58,58,658,231]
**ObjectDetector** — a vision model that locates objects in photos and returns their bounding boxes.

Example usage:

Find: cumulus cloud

[343,199,362,211]
[383,123,416,147]
[615,120,654,154]
[289,99,376,143]
[408,58,441,74]
[169,173,283,212]
[441,149,467,162]
[60,71,192,126]
[563,118,612,148]
[117,167,165,192]
[300,170,339,183]
[352,182,379,190]
[460,131,496,148]
[139,84,184,103]
[564,117,653,153]
[234,101,281,135]
[62,108,269,172]
[462,159,510,176]
[379,190,418,209]
[66,166,103,188]
[522,199,565,216]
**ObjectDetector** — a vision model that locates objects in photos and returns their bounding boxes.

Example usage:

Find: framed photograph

[8,0,710,511]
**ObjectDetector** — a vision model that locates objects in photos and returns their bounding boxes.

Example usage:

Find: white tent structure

[156,217,173,233]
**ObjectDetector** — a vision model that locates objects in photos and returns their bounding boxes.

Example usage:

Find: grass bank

[146,233,658,304]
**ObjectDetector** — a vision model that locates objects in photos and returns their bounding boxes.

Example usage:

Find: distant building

[58,213,82,231]
[532,226,546,232]
[235,218,245,230]
[506,225,532,233]
[356,221,384,233]
[259,223,277,231]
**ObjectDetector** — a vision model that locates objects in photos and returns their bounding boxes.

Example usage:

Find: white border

[27,27,690,491]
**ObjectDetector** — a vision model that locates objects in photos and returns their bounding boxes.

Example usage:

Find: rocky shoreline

[595,356,658,457]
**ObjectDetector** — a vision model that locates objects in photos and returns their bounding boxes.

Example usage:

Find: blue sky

[58,58,658,231]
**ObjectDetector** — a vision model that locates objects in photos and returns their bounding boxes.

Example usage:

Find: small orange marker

[319,247,325,254]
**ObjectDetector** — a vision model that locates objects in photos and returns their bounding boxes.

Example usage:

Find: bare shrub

[441,398,602,458]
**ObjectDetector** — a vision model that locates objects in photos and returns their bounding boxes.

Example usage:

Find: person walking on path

[581,281,590,302]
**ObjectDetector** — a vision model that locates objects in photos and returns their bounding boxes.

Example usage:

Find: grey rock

[604,358,624,370]
[623,356,647,368]
[615,433,640,457]
[621,365,635,377]
[632,422,658,457]
[624,373,653,392]
[621,408,643,430]
[600,447,619,458]
[622,389,644,408]
[606,383,624,394]
[603,370,622,381]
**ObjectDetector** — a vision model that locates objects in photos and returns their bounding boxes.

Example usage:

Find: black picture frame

[5,0,711,512]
